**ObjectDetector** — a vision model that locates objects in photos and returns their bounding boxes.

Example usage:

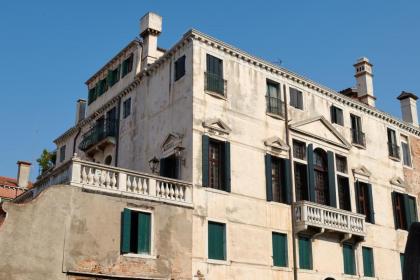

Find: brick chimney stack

[140,12,162,68]
[397,91,418,126]
[354,57,376,107]
[17,161,31,189]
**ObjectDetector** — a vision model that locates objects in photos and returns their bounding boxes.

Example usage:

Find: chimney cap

[140,12,162,37]
[354,57,373,67]
[17,161,32,166]
[397,91,418,101]
[77,99,87,103]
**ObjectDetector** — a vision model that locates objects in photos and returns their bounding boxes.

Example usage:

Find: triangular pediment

[390,176,406,188]
[203,118,231,135]
[264,137,289,151]
[352,165,372,178]
[161,133,183,151]
[289,116,351,149]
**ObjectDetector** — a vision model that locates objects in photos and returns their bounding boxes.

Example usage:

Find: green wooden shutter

[121,208,132,253]
[283,158,292,204]
[367,183,375,224]
[362,247,375,277]
[298,236,312,269]
[137,212,151,254]
[107,71,113,87]
[327,151,337,207]
[404,195,418,229]
[400,253,405,276]
[272,233,288,267]
[224,141,231,192]
[391,191,398,229]
[265,154,273,201]
[354,180,360,213]
[343,244,356,275]
[307,144,315,202]
[202,135,209,187]
[208,221,226,260]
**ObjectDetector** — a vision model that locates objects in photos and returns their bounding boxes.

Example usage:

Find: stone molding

[390,176,406,188]
[264,136,289,151]
[202,118,232,136]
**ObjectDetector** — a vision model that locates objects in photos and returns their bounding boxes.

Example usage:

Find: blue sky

[0,1,419,181]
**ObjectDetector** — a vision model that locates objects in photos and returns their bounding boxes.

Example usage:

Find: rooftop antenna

[272,59,283,66]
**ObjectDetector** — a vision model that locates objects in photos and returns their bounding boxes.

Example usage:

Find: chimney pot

[140,12,162,67]
[17,161,31,189]
[397,91,418,126]
[353,57,375,107]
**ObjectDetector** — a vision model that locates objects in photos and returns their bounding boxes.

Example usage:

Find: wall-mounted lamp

[148,156,160,174]
[174,146,186,166]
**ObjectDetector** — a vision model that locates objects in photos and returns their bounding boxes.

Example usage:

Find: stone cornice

[187,29,420,137]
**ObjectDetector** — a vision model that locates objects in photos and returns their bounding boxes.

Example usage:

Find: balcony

[294,201,366,239]
[204,72,226,97]
[388,143,400,159]
[351,129,366,147]
[23,156,193,207]
[79,119,117,156]
[266,96,285,118]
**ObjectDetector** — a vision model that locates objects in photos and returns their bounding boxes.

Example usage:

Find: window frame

[208,138,227,191]
[266,80,283,117]
[205,54,225,97]
[289,87,304,110]
[123,98,131,119]
[401,135,412,167]
[207,220,227,262]
[362,246,375,277]
[331,105,344,126]
[342,243,356,275]
[174,55,186,81]
[59,145,66,163]
[298,235,313,270]
[272,231,288,267]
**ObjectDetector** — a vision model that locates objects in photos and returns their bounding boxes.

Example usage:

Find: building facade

[1,12,419,280]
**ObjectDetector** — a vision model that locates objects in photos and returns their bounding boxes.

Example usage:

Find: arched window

[314,148,329,205]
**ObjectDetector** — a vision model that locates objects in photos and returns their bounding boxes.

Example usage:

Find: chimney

[354,57,376,107]
[140,12,162,67]
[75,99,86,124]
[397,91,418,126]
[17,161,31,189]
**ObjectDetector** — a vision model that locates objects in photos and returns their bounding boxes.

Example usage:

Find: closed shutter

[137,212,151,254]
[224,141,231,192]
[404,195,418,229]
[297,91,303,109]
[337,108,343,125]
[283,158,292,204]
[298,236,312,269]
[327,151,337,207]
[367,183,375,224]
[354,181,360,213]
[202,135,209,187]
[343,244,356,275]
[272,233,288,267]
[107,70,113,87]
[121,208,132,253]
[362,247,375,277]
[265,154,273,201]
[391,191,398,229]
[400,253,405,276]
[307,144,315,202]
[208,222,226,260]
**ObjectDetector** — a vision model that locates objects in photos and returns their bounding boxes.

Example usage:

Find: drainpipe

[115,97,122,167]
[72,128,82,155]
[284,84,298,280]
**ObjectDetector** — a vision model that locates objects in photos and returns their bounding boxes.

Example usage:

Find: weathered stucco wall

[0,185,193,280]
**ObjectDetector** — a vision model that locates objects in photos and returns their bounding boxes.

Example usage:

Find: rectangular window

[350,114,365,146]
[208,139,230,191]
[331,106,344,126]
[392,192,418,230]
[266,81,283,116]
[362,247,375,277]
[355,181,374,223]
[387,128,400,158]
[174,55,186,81]
[121,209,151,255]
[294,162,308,201]
[401,136,412,167]
[208,221,226,260]
[123,98,131,119]
[335,155,347,173]
[343,243,356,275]
[289,87,303,109]
[108,65,121,87]
[97,78,108,96]
[88,87,96,105]
[205,54,224,95]
[271,157,286,203]
[122,53,134,78]
[272,232,288,267]
[338,176,351,211]
[59,145,66,162]
[159,154,179,180]
[298,236,312,270]
[293,140,306,160]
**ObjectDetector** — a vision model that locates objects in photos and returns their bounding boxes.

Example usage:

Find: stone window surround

[206,217,230,265]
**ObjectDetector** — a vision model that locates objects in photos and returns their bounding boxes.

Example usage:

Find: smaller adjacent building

[0,161,32,202]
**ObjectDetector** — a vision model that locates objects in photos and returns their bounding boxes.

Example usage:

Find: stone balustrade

[31,156,193,207]
[294,200,366,237]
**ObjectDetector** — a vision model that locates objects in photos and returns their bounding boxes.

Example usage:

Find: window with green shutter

[272,232,288,267]
[208,221,226,260]
[343,243,356,275]
[88,87,97,105]
[122,53,134,78]
[362,247,375,277]
[298,236,312,270]
[121,209,151,255]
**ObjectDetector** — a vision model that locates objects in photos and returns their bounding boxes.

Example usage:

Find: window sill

[342,273,358,278]
[290,106,304,111]
[205,90,227,100]
[205,187,229,196]
[297,268,316,273]
[352,143,366,149]
[268,201,291,208]
[403,164,413,170]
[388,155,401,162]
[271,265,291,272]
[266,112,285,120]
[122,253,156,259]
[207,259,230,265]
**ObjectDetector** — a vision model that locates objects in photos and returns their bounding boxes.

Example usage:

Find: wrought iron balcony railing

[351,129,366,147]
[79,119,117,151]
[204,72,226,96]
[266,96,285,117]
[388,143,400,159]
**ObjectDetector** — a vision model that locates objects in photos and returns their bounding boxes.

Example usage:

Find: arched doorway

[314,148,329,205]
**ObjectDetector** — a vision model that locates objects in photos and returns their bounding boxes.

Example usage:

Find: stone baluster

[149,178,157,198]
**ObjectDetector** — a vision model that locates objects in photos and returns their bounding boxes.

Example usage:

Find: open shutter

[367,183,375,224]
[327,151,337,207]
[137,212,151,254]
[404,195,417,229]
[354,180,360,213]
[307,144,315,202]
[265,154,273,201]
[283,159,292,204]
[121,208,132,253]
[202,135,209,187]
[391,192,398,229]
[224,141,231,192]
